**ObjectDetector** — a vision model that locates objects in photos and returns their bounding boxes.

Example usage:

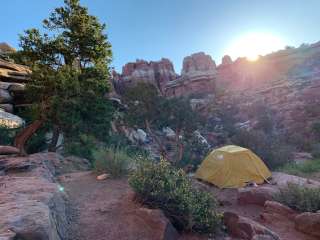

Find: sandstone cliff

[113,41,320,140]
[112,58,177,95]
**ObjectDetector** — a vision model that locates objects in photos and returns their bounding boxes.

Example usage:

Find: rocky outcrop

[261,201,297,223]
[0,109,24,128]
[221,55,233,66]
[165,52,217,97]
[0,42,15,55]
[181,52,216,74]
[294,212,320,238]
[113,41,320,140]
[0,45,30,128]
[238,186,279,206]
[0,153,70,240]
[224,211,280,240]
[112,58,177,94]
[113,52,217,97]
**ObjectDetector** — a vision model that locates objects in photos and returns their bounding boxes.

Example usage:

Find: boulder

[224,212,280,240]
[0,146,20,155]
[0,89,12,103]
[0,82,11,90]
[261,201,297,223]
[294,212,320,237]
[0,104,13,112]
[8,83,26,92]
[238,186,279,206]
[272,172,320,188]
[0,110,24,128]
[163,127,176,139]
[0,153,69,240]
[132,208,179,240]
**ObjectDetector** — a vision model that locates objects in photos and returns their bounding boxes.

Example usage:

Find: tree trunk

[14,119,44,156]
[48,125,60,152]
[145,119,168,160]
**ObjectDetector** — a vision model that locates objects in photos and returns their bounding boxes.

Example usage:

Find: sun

[226,32,286,61]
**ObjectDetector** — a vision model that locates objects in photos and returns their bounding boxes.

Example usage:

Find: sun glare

[226,32,286,61]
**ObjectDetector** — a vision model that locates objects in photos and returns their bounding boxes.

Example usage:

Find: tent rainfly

[195,145,271,188]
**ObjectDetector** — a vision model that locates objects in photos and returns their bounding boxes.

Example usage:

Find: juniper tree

[14,0,114,156]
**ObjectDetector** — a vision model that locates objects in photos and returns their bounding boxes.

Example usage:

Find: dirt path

[60,171,206,240]
[60,172,132,240]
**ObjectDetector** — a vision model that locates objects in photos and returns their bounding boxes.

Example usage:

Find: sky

[1,0,320,72]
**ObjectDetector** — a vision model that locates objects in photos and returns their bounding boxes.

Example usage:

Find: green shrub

[231,129,293,169]
[107,133,149,157]
[179,135,210,169]
[129,159,221,234]
[274,183,320,212]
[93,147,131,178]
[279,159,320,176]
[64,134,98,160]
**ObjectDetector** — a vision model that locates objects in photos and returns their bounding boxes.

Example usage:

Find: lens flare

[226,32,286,61]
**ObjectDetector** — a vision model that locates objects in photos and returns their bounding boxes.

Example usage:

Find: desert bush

[107,133,149,157]
[129,159,221,234]
[64,134,98,160]
[279,159,320,176]
[231,129,293,169]
[274,183,320,212]
[93,147,131,178]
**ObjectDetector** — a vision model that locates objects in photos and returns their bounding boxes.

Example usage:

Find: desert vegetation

[275,183,320,212]
[129,159,221,234]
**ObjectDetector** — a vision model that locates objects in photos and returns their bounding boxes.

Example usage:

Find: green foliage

[123,82,161,128]
[107,133,149,157]
[25,128,48,154]
[14,0,114,156]
[0,127,16,145]
[279,159,320,176]
[64,134,97,160]
[129,159,221,234]
[231,129,293,169]
[93,147,131,178]
[274,183,320,212]
[179,134,210,169]
[159,97,201,134]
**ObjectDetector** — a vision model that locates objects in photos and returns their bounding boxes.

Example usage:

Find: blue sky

[1,0,320,72]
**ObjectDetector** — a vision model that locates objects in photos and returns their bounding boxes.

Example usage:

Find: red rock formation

[113,58,177,95]
[165,52,217,97]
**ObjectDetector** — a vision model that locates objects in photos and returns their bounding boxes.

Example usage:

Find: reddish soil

[59,171,206,240]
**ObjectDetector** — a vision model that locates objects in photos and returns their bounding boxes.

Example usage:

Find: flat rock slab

[0,153,69,240]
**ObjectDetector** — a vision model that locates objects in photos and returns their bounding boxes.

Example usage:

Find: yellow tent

[195,145,271,188]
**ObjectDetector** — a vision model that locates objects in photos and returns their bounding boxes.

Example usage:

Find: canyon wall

[113,42,320,138]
